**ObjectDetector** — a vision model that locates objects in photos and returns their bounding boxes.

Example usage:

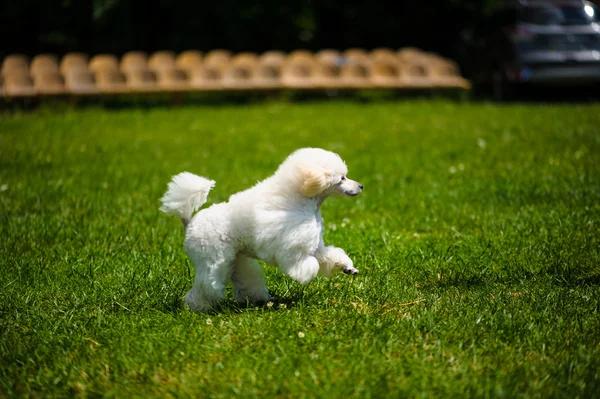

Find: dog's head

[282,148,363,198]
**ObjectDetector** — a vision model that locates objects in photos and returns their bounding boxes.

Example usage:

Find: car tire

[492,68,515,102]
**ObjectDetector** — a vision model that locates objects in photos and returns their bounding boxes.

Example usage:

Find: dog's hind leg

[184,248,236,313]
[231,255,271,305]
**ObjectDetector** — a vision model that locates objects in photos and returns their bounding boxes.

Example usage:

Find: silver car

[467,0,600,98]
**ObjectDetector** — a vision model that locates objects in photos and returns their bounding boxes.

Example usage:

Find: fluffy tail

[160,172,215,227]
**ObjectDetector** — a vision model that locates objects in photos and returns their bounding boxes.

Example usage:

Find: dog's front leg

[280,256,320,284]
[315,245,359,276]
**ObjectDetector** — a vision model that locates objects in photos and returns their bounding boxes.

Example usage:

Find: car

[461,0,600,99]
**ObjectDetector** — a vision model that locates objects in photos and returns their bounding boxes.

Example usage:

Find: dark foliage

[0,0,501,60]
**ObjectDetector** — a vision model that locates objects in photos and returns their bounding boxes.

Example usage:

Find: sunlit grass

[1,100,599,397]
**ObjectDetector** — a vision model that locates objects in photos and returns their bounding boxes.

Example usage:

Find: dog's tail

[160,172,215,227]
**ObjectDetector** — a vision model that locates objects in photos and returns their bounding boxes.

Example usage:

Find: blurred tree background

[0,0,502,62]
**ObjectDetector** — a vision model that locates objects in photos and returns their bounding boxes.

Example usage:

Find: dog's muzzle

[345,181,363,196]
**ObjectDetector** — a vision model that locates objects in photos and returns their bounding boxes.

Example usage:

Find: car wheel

[492,68,514,102]
[492,69,505,101]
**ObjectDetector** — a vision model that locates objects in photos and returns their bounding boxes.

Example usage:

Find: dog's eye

[340,176,346,183]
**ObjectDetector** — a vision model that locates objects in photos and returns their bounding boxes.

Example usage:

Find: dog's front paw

[342,265,359,275]
[316,246,359,277]
[336,251,358,275]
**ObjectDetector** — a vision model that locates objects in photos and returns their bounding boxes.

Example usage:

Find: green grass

[1,100,599,398]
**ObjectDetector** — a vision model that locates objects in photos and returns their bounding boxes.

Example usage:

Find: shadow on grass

[418,266,600,294]
[143,287,308,315]
[415,267,539,291]
[543,265,600,288]
[433,274,488,290]
[577,273,600,286]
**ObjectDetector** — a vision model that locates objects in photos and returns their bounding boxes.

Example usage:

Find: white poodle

[160,147,363,312]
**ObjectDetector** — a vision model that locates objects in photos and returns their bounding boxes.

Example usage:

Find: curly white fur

[160,148,363,313]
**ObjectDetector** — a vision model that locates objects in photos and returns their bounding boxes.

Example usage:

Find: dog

[160,147,363,312]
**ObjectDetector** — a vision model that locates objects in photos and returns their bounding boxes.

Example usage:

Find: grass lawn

[1,100,599,398]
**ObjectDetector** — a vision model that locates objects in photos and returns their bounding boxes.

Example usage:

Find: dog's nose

[359,184,364,190]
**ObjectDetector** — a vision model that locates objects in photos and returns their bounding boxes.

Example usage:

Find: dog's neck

[269,188,326,212]
[293,193,326,212]
[314,196,326,209]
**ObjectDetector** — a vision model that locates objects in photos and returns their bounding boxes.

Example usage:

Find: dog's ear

[297,164,332,197]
